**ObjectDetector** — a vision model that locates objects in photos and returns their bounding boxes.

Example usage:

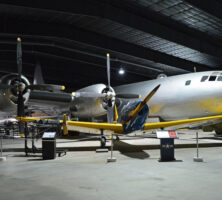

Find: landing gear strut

[96,129,108,153]
[100,136,106,148]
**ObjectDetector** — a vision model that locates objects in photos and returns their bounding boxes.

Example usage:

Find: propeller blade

[62,114,68,135]
[107,106,114,124]
[71,92,140,99]
[142,84,161,104]
[17,37,22,81]
[0,84,15,90]
[126,84,160,123]
[107,53,111,89]
[27,84,65,92]
[114,104,118,122]
[17,91,25,117]
[33,61,45,85]
[72,92,106,98]
[16,37,25,137]
[116,93,141,99]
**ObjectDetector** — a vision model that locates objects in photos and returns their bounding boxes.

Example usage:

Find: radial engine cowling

[0,74,30,112]
[71,84,115,119]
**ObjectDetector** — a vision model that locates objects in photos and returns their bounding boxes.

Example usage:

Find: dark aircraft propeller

[5,37,66,135]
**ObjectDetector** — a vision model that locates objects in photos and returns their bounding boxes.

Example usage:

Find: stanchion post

[0,132,6,162]
[193,131,203,162]
[107,133,116,162]
[0,134,2,157]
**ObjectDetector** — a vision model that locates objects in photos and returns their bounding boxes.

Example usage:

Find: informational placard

[156,130,178,139]
[42,132,56,139]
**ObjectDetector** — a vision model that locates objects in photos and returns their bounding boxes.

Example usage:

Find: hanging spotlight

[118,68,125,75]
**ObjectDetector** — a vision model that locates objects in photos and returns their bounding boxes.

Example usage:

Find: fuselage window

[200,76,208,82]
[185,80,191,86]
[217,76,222,81]
[209,76,217,81]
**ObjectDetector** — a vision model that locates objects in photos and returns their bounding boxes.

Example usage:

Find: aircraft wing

[66,121,123,133]
[17,115,222,135]
[65,115,222,133]
[16,117,124,134]
[143,115,222,130]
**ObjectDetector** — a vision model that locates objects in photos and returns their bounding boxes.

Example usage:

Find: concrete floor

[0,147,222,200]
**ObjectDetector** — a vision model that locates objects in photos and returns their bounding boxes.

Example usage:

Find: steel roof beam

[1,0,222,59]
[0,20,212,72]
[185,0,222,21]
[0,40,160,77]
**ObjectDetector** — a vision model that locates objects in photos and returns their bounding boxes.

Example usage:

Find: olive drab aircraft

[2,38,222,141]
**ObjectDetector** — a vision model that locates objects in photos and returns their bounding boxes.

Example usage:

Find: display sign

[42,132,56,138]
[156,130,178,139]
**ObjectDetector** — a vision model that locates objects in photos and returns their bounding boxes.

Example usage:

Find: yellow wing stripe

[144,115,222,130]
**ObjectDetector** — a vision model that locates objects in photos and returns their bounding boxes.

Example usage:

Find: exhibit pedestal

[96,148,109,153]
[193,157,203,162]
[107,157,116,162]
[156,130,178,162]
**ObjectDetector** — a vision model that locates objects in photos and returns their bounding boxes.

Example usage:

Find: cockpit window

[209,76,217,81]
[217,76,222,81]
[185,80,191,86]
[201,76,208,82]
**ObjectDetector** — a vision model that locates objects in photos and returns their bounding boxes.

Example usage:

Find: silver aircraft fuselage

[115,71,222,121]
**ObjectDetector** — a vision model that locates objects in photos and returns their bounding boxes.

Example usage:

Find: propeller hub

[101,86,115,110]
[0,74,30,105]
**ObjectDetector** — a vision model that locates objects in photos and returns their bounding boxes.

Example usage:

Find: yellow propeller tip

[107,53,110,57]
[71,92,75,97]
[139,95,142,99]
[61,85,65,90]
[17,37,21,42]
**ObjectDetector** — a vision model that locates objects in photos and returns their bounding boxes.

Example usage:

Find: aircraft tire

[100,136,106,148]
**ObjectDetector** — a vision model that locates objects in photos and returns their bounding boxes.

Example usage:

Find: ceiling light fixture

[118,68,125,75]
